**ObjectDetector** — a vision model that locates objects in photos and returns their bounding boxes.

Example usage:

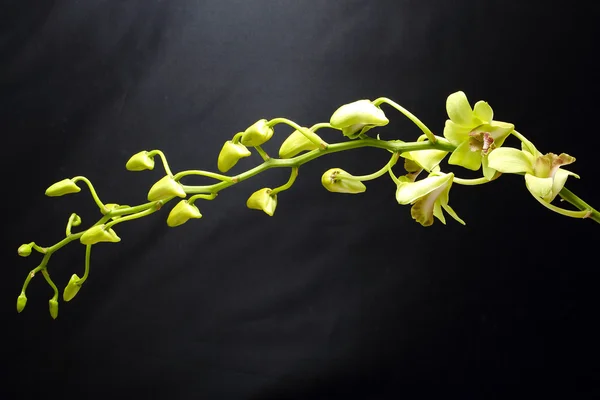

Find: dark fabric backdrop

[2,1,599,398]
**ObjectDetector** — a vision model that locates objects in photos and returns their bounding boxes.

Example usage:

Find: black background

[2,1,599,398]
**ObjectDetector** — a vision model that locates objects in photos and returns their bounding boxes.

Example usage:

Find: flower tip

[18,244,32,257]
[45,179,81,197]
[126,151,155,171]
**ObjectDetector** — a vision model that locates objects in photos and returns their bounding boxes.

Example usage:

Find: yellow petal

[45,179,81,197]
[147,176,186,201]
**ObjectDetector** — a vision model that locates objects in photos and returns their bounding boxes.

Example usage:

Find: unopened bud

[167,200,202,227]
[329,100,389,139]
[45,179,81,197]
[321,168,367,194]
[126,151,155,171]
[63,274,82,302]
[279,129,321,158]
[80,225,121,245]
[49,298,59,319]
[246,188,277,216]
[16,292,27,313]
[147,176,186,201]
[18,244,32,257]
[217,141,251,172]
[240,119,274,147]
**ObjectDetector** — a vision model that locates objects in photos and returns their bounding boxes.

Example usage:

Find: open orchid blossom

[487,140,588,218]
[15,92,598,318]
[395,170,465,227]
[443,91,514,180]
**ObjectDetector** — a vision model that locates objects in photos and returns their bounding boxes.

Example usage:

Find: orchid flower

[443,91,514,179]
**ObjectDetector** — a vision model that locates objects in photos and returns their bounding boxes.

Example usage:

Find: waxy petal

[448,141,482,171]
[147,176,186,201]
[549,168,580,203]
[45,179,81,197]
[241,119,274,147]
[443,120,471,146]
[488,148,534,174]
[524,174,553,201]
[321,168,367,194]
[446,91,475,126]
[396,173,452,205]
[473,100,493,123]
[405,149,448,172]
[279,129,320,158]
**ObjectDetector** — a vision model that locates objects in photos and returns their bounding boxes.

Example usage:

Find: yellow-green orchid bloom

[395,171,465,226]
[443,91,514,179]
[321,168,367,194]
[487,142,580,203]
[167,200,202,227]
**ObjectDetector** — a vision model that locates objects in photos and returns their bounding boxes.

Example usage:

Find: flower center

[468,131,494,155]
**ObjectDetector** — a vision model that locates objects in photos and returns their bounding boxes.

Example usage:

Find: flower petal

[406,149,448,172]
[396,173,452,205]
[524,174,553,200]
[448,141,482,171]
[473,101,493,123]
[481,156,497,181]
[446,91,475,126]
[487,121,514,147]
[549,168,579,203]
[487,148,534,174]
[443,120,471,146]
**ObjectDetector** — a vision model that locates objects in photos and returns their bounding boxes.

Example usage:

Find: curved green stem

[188,193,217,204]
[173,170,234,183]
[254,145,270,161]
[232,132,244,144]
[270,167,298,196]
[41,269,59,300]
[558,187,600,224]
[310,122,334,132]
[148,150,173,176]
[105,206,158,230]
[348,153,400,182]
[21,254,51,294]
[81,245,92,283]
[372,97,437,143]
[511,130,537,155]
[388,168,401,185]
[71,176,105,210]
[453,176,492,186]
[531,193,591,219]
[182,137,455,195]
[267,117,329,149]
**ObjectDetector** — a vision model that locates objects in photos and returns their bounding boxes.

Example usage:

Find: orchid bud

[321,168,366,194]
[147,176,186,201]
[45,179,81,197]
[63,274,82,302]
[16,292,27,313]
[18,244,32,257]
[329,100,389,139]
[49,298,59,319]
[217,140,251,172]
[126,151,155,171]
[80,225,121,245]
[246,188,277,216]
[167,200,202,227]
[240,119,274,147]
[279,129,321,158]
